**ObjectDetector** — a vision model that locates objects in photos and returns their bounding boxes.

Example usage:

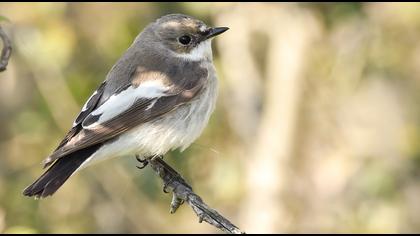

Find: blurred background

[0,2,420,233]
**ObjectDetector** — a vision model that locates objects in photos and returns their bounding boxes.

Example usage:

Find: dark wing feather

[73,82,107,127]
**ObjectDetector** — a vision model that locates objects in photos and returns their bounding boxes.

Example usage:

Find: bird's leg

[135,155,149,169]
[149,156,192,213]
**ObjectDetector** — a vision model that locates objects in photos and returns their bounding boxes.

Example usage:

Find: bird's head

[141,14,229,61]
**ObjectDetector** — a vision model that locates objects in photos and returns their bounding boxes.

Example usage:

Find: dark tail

[23,144,101,199]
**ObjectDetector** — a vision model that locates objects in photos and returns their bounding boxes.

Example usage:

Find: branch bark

[147,157,244,234]
[0,25,12,72]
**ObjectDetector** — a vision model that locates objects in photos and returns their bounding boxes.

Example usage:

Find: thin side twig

[148,157,244,234]
[0,25,12,72]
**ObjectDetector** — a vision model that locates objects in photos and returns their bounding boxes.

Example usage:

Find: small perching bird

[23,14,229,199]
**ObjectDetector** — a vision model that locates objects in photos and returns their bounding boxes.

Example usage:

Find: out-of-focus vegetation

[0,2,420,233]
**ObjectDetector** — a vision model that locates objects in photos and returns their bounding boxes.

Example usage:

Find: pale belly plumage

[76,71,218,171]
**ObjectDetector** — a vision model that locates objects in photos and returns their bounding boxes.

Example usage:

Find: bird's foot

[170,193,185,214]
[149,157,192,213]
[165,175,192,214]
[135,155,149,169]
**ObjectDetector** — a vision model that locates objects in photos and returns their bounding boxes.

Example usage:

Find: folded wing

[43,71,206,167]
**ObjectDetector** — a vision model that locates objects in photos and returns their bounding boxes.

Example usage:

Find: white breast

[77,64,218,170]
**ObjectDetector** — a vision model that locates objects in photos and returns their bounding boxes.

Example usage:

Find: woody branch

[0,25,12,72]
[148,157,244,234]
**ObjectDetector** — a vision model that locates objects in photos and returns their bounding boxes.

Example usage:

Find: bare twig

[147,157,244,234]
[0,25,12,72]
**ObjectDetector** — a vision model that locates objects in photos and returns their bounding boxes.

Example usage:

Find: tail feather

[23,144,101,198]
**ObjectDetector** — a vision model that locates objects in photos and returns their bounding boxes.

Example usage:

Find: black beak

[205,27,229,39]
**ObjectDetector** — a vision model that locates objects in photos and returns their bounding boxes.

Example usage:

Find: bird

[23,13,229,199]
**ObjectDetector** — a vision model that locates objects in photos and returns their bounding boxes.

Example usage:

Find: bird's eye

[178,35,191,45]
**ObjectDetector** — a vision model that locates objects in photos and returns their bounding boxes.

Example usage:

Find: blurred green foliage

[0,2,420,233]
